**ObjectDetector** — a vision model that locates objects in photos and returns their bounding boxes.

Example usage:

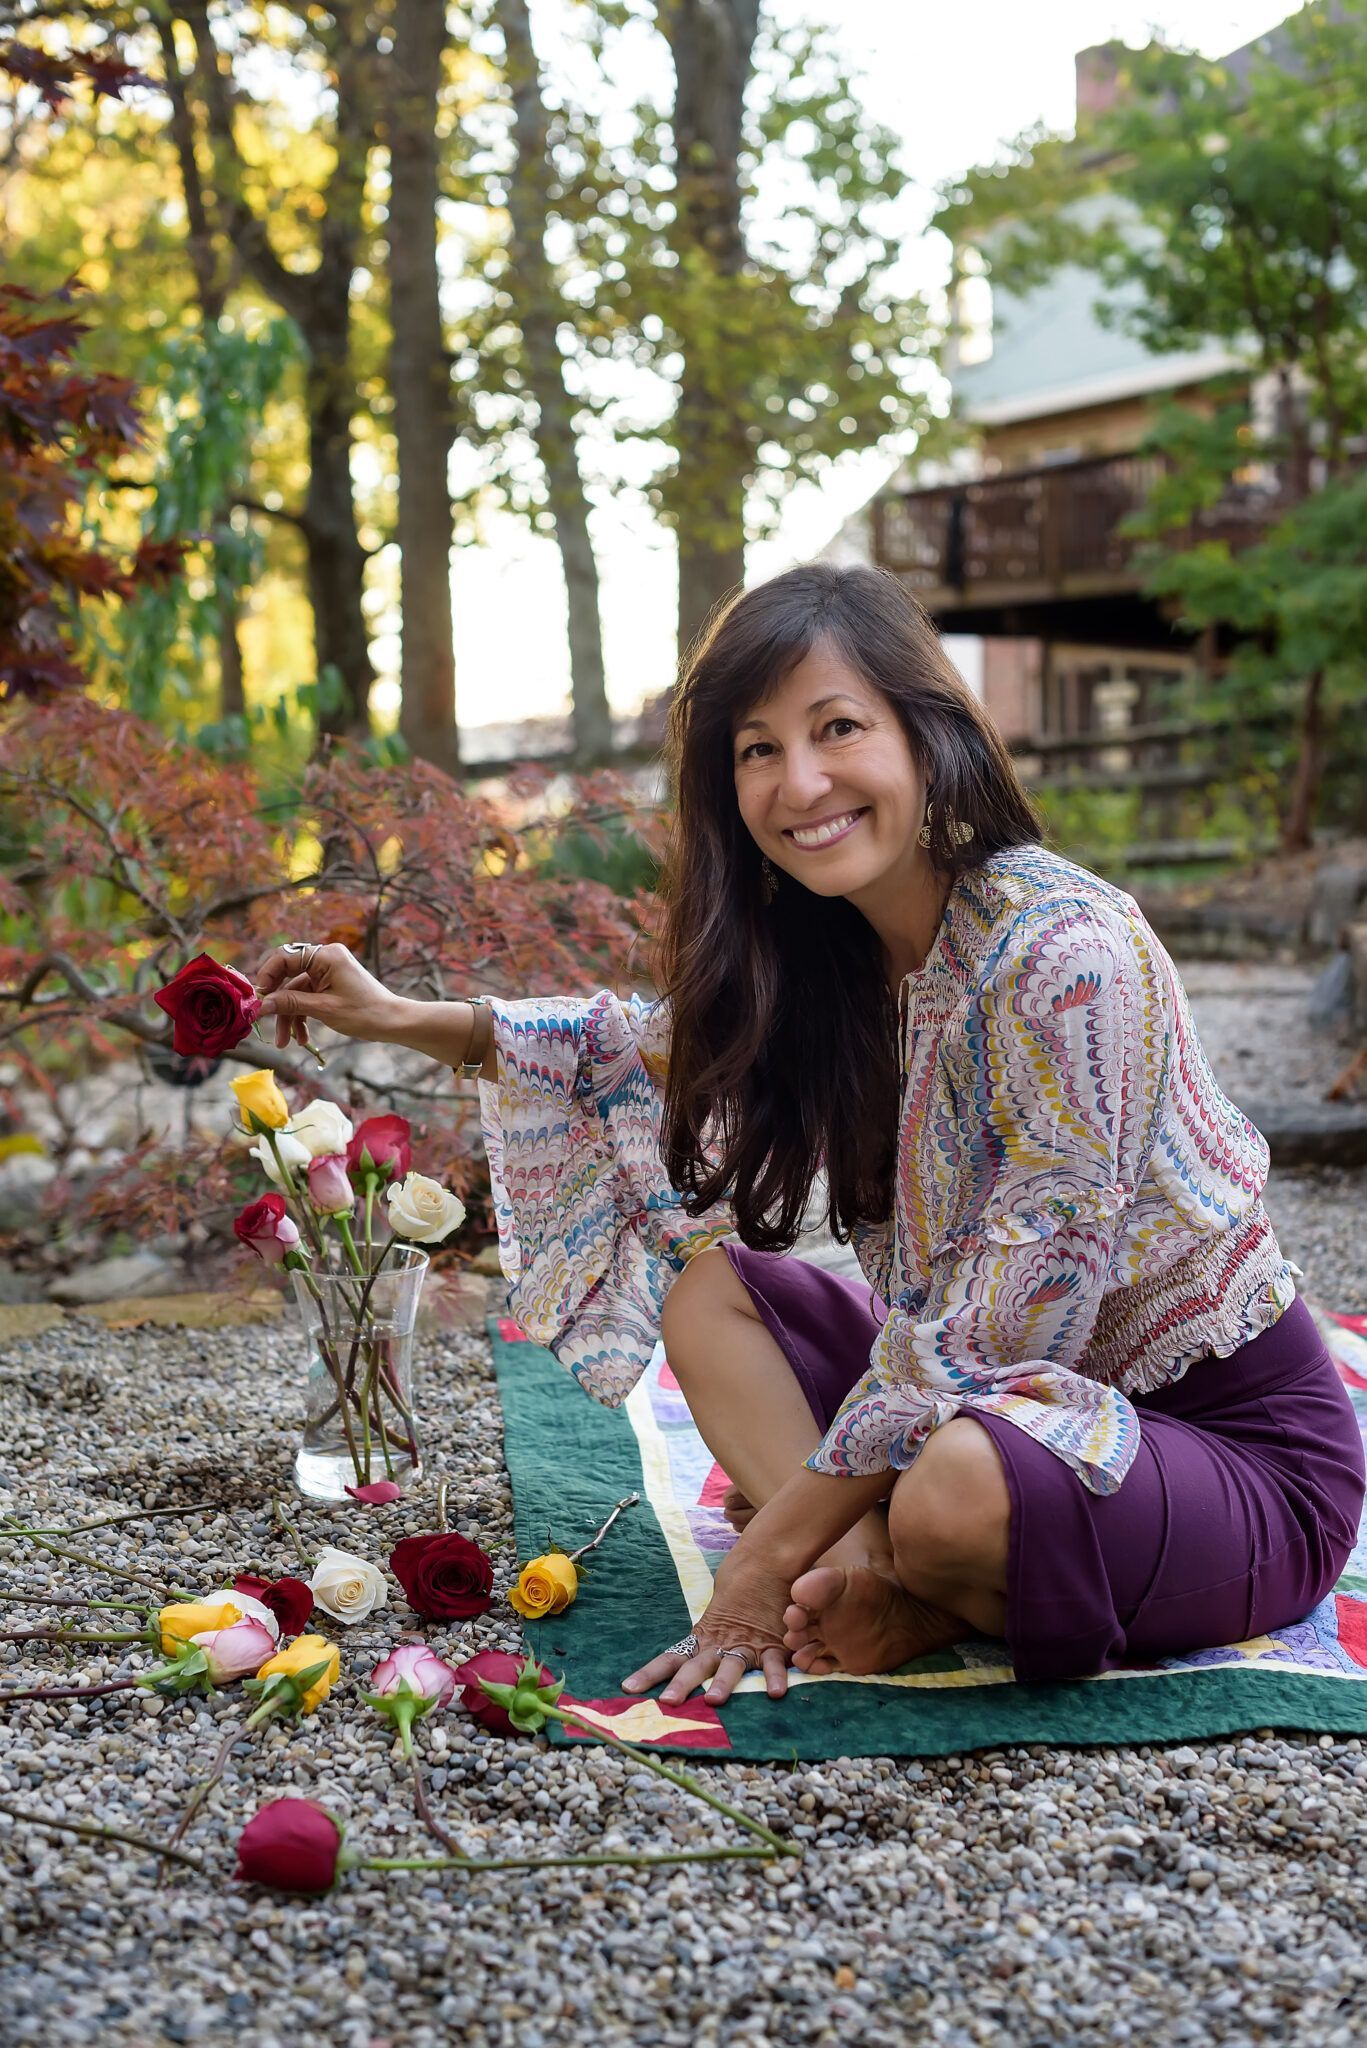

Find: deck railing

[872,449,1287,600]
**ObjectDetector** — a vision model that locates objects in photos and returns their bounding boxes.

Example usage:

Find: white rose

[205,1588,281,1643]
[286,1100,355,1160]
[308,1544,389,1624]
[385,1172,466,1244]
[250,1130,310,1185]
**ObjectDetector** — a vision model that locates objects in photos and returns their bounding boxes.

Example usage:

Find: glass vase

[290,1246,428,1501]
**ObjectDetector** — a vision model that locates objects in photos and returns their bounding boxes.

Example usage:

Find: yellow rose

[508,1551,579,1620]
[231,1069,291,1132]
[254,1633,341,1713]
[158,1597,242,1654]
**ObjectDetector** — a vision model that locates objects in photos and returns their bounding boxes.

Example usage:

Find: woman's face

[731,641,931,908]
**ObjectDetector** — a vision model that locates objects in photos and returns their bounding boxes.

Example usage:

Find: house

[855,25,1301,826]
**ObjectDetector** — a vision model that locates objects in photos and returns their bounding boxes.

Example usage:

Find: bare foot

[721,1483,758,1533]
[782,1565,967,1676]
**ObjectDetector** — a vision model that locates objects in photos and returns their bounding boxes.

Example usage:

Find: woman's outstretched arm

[254,942,498,1079]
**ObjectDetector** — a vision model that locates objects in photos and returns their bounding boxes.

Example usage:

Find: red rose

[389,1532,494,1620]
[346,1113,412,1183]
[454,1649,556,1737]
[232,1193,301,1267]
[154,953,262,1058]
[235,1798,342,1893]
[233,1572,314,1636]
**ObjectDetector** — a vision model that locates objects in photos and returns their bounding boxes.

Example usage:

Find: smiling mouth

[783,808,869,851]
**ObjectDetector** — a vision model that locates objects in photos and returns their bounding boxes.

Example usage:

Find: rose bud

[285,1099,354,1159]
[508,1550,579,1620]
[235,1798,343,1895]
[389,1532,494,1622]
[306,1152,354,1215]
[191,1615,278,1683]
[454,1649,558,1738]
[250,1634,341,1715]
[344,1479,403,1505]
[385,1171,465,1245]
[345,1113,412,1183]
[233,1193,302,1267]
[157,1595,243,1655]
[232,1573,314,1637]
[367,1641,462,1757]
[155,954,262,1058]
[308,1545,389,1624]
[230,1068,292,1133]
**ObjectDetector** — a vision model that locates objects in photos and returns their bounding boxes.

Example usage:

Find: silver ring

[665,1634,699,1658]
[285,942,318,970]
[719,1647,757,1670]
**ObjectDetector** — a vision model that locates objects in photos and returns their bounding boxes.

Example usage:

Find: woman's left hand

[621,1538,796,1705]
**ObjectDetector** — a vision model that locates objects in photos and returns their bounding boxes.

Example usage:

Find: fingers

[662,1648,722,1704]
[621,1650,689,1695]
[760,1647,788,1699]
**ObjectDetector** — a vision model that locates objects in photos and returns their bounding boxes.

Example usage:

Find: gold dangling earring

[917,802,935,850]
[761,855,778,903]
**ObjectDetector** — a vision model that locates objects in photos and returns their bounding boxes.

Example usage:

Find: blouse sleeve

[477,992,733,1406]
[808,901,1169,1496]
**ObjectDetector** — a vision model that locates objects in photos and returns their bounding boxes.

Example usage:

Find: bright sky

[432,0,1296,738]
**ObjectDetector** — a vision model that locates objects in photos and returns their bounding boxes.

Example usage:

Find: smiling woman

[255,562,1364,1720]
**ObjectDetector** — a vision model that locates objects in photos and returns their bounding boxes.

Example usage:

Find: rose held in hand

[309,1545,389,1624]
[155,954,261,1058]
[386,1172,465,1244]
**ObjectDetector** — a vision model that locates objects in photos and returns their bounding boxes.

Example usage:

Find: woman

[256,565,1364,1710]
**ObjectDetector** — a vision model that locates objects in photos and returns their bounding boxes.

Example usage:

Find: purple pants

[723,1244,1366,1683]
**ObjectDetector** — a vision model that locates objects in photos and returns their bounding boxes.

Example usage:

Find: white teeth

[788,811,862,848]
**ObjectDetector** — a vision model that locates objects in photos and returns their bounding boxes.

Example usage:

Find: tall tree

[936,2,1367,848]
[496,0,612,763]
[389,0,459,770]
[176,0,381,738]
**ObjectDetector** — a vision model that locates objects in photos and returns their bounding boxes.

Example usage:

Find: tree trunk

[305,290,376,739]
[660,0,760,656]
[498,0,612,763]
[1281,667,1324,853]
[390,0,459,770]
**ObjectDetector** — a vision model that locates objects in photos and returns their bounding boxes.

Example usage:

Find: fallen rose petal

[345,1479,403,1505]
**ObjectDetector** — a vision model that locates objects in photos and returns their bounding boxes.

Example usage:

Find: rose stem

[435,1478,449,1534]
[567,1494,641,1565]
[0,1677,141,1704]
[0,1628,147,1645]
[335,1213,367,1279]
[272,1499,313,1570]
[0,1592,150,1612]
[357,1845,782,1875]
[0,1796,204,1870]
[0,1521,190,1598]
[264,1132,329,1265]
[408,1751,466,1859]
[161,1698,282,1862]
[294,1282,365,1483]
[18,1504,231,1537]
[543,1707,799,1857]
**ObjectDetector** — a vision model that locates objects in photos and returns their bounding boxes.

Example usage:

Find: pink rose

[233,1193,301,1267]
[306,1152,354,1214]
[190,1615,278,1683]
[370,1641,461,1709]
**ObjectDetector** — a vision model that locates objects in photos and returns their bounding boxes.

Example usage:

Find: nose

[776,742,834,813]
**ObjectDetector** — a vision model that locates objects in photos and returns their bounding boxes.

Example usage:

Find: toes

[789,1565,846,1612]
[792,1644,836,1674]
[782,1602,814,1632]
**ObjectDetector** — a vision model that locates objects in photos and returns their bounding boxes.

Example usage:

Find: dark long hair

[656,562,1042,1249]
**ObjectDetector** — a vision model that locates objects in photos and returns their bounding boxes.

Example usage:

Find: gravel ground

[1,956,1364,2048]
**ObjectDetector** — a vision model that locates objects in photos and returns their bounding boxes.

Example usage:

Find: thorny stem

[544,1706,799,1858]
[161,1698,282,1865]
[18,1504,233,1537]
[435,1478,449,1534]
[567,1495,640,1565]
[0,1628,147,1645]
[0,1797,204,1870]
[0,1520,191,1598]
[0,1593,151,1613]
[0,1677,141,1704]
[272,1499,313,1570]
[408,1750,466,1859]
[357,1846,782,1875]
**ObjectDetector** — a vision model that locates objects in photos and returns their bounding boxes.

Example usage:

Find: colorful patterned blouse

[477,845,1296,1496]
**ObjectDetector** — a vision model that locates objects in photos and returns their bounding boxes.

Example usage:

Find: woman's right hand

[255,942,410,1052]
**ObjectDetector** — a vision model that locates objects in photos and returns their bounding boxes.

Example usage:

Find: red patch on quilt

[657,1356,680,1390]
[496,1317,529,1343]
[1335,1595,1367,1670]
[558,1695,733,1750]
[698,1460,734,1508]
